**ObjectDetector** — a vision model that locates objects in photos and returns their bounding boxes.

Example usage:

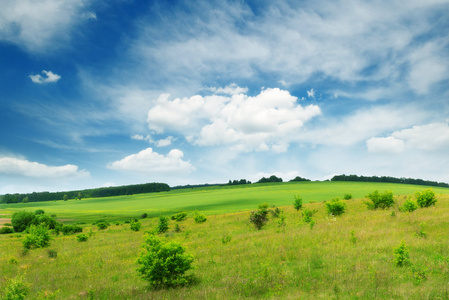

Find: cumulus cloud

[307,89,315,98]
[392,122,449,151]
[147,87,321,152]
[205,83,248,95]
[366,136,405,154]
[0,0,95,52]
[0,156,89,178]
[107,148,195,174]
[29,70,61,84]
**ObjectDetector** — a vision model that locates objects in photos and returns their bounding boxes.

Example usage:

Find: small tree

[77,192,83,200]
[2,274,31,300]
[63,195,68,201]
[249,204,270,230]
[415,189,437,208]
[193,212,207,223]
[137,234,194,288]
[394,241,410,266]
[293,194,303,211]
[22,197,29,203]
[35,209,45,215]
[401,196,418,212]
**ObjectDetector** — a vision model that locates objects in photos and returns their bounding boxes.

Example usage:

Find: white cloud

[0,156,89,178]
[366,136,405,154]
[206,83,248,95]
[107,148,195,174]
[307,89,315,98]
[392,122,449,151]
[147,87,321,152]
[156,136,175,147]
[0,0,95,52]
[29,70,61,84]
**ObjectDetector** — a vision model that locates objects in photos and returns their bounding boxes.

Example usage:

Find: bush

[137,234,194,288]
[415,189,437,208]
[60,224,83,235]
[157,216,169,234]
[171,212,187,222]
[76,234,89,242]
[249,204,270,230]
[35,214,58,229]
[97,222,109,230]
[343,193,353,200]
[141,213,148,219]
[35,209,45,215]
[325,198,346,216]
[11,211,36,232]
[302,208,314,223]
[401,197,418,212]
[130,220,142,231]
[293,194,303,211]
[23,224,51,249]
[2,274,31,300]
[271,206,282,218]
[194,212,207,223]
[0,227,14,234]
[394,240,410,267]
[47,249,58,258]
[365,190,395,209]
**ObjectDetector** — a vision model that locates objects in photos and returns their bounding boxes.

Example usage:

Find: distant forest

[331,174,449,188]
[0,182,170,204]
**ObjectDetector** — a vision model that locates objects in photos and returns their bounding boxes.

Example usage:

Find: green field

[2,181,449,223]
[1,182,449,299]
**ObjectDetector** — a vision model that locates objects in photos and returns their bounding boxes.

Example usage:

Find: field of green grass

[1,182,449,299]
[2,181,449,223]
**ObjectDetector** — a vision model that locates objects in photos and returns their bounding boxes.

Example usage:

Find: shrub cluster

[249,203,270,230]
[130,220,141,231]
[0,227,14,234]
[193,212,207,223]
[157,216,169,234]
[293,194,303,211]
[23,225,51,249]
[59,224,83,235]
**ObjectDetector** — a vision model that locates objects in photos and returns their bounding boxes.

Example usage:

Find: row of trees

[0,182,170,204]
[331,174,449,188]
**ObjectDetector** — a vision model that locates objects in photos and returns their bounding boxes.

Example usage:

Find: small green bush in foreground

[130,220,141,231]
[325,198,346,216]
[76,234,89,242]
[401,197,418,212]
[157,216,169,234]
[171,212,188,222]
[293,194,303,211]
[2,274,31,300]
[394,241,410,267]
[193,212,207,224]
[0,227,14,234]
[137,234,194,288]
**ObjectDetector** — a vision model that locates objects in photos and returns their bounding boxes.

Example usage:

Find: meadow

[1,181,449,299]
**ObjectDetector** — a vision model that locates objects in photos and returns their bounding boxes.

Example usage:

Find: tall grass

[1,191,448,299]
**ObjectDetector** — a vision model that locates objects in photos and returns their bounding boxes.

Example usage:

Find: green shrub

[271,206,282,218]
[325,198,346,216]
[60,224,83,235]
[401,197,418,212]
[137,234,194,288]
[393,240,410,266]
[0,227,14,234]
[130,220,142,231]
[141,213,148,219]
[35,209,45,215]
[171,212,188,222]
[249,205,270,230]
[221,234,232,244]
[343,193,353,200]
[97,222,109,230]
[76,234,89,242]
[415,189,437,208]
[23,224,51,249]
[35,214,58,229]
[301,208,314,223]
[47,249,58,258]
[194,212,207,223]
[365,190,395,209]
[157,216,169,234]
[2,274,31,300]
[293,194,303,211]
[174,224,181,232]
[11,211,36,232]
[277,212,286,228]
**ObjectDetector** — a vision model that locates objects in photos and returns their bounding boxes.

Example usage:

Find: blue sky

[1,0,448,194]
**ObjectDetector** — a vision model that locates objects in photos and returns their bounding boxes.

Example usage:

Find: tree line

[0,182,170,204]
[331,174,449,188]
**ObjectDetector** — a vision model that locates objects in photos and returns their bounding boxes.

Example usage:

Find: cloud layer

[29,70,61,84]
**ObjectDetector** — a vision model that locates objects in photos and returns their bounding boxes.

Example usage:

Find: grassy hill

[1,182,448,299]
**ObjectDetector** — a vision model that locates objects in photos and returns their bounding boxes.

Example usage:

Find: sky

[0,0,448,194]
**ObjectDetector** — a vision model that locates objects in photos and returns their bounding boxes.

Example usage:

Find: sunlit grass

[1,183,448,299]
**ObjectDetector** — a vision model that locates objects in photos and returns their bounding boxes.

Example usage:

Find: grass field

[1,182,449,299]
[1,181,449,223]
